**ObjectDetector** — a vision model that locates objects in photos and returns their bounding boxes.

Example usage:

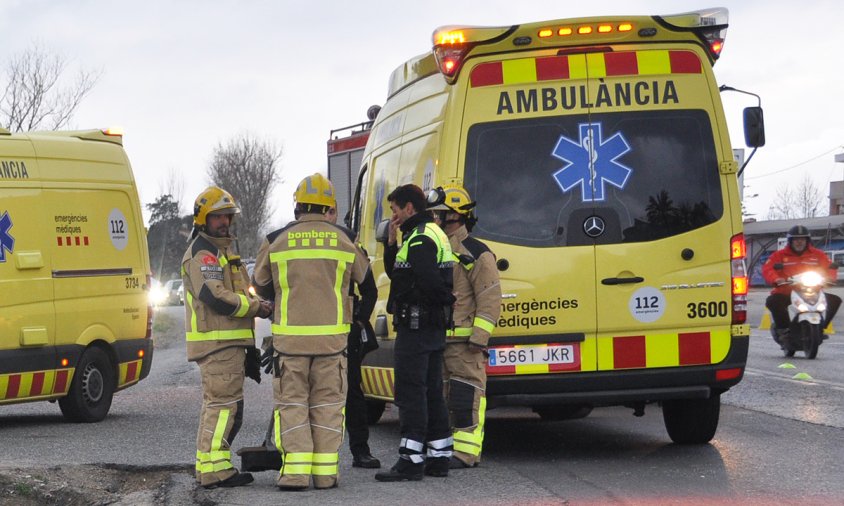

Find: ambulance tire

[366,400,386,425]
[59,347,115,423]
[662,394,720,444]
[533,405,593,421]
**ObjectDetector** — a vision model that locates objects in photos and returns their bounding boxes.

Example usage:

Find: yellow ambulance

[0,127,154,422]
[350,8,764,443]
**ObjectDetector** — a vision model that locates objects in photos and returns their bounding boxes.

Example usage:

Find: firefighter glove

[245,346,262,384]
[261,346,274,375]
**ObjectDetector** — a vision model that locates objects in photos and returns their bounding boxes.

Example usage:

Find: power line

[744,145,844,180]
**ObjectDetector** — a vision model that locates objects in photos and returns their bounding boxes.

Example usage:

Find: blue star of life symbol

[0,211,14,263]
[551,123,632,202]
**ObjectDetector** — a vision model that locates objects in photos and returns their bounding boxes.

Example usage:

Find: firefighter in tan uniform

[182,187,272,489]
[428,185,501,469]
[252,173,375,491]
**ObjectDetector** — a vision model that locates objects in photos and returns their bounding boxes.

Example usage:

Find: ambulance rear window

[464,109,722,247]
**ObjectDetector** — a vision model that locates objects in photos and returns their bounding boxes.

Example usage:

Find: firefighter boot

[203,471,254,489]
[423,457,450,477]
[374,458,424,482]
[352,453,381,469]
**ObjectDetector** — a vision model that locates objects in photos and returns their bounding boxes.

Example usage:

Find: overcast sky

[3,0,843,225]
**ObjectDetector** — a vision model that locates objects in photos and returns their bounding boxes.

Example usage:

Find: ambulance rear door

[461,55,600,376]
[571,47,735,373]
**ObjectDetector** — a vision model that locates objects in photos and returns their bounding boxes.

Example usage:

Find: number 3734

[686,300,728,318]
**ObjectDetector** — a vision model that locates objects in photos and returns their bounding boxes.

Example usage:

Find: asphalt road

[2,288,844,505]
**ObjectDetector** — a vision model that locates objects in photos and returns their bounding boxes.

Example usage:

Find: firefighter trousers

[443,342,487,466]
[195,347,245,487]
[273,354,347,489]
[393,326,452,466]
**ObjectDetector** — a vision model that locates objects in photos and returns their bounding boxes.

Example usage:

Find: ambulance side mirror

[375,219,391,244]
[743,106,765,148]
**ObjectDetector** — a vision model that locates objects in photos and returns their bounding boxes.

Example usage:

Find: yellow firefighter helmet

[193,186,240,227]
[295,173,336,208]
[427,185,476,215]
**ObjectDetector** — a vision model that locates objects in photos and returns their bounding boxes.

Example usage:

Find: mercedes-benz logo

[583,216,605,238]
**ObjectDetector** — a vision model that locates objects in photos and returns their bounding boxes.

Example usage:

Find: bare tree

[1,43,100,132]
[207,132,282,258]
[159,167,186,215]
[767,174,824,220]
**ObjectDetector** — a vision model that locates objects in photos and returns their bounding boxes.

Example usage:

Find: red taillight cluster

[434,44,472,80]
[730,233,748,324]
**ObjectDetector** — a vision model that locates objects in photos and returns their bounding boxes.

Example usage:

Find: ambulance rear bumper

[486,337,748,409]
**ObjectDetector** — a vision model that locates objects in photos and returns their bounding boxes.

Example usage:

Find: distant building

[744,215,844,286]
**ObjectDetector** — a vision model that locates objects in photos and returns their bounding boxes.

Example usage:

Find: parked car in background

[828,251,844,284]
[164,279,183,306]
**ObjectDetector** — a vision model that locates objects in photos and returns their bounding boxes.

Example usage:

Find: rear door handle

[601,276,644,285]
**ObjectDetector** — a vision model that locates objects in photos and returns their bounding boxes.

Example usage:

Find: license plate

[488,345,575,367]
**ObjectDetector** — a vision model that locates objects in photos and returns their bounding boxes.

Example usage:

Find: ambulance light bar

[658,8,729,60]
[102,127,124,137]
[538,22,633,38]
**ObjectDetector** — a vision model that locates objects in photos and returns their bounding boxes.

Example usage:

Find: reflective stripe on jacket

[182,232,260,361]
[252,214,371,355]
[445,225,501,347]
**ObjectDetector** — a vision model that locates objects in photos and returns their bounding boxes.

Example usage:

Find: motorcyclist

[762,225,841,345]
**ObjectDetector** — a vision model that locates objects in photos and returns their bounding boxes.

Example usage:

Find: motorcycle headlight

[818,303,827,312]
[797,303,810,312]
[800,271,824,287]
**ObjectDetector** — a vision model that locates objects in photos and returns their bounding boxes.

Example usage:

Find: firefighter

[252,173,375,491]
[325,206,381,469]
[427,185,501,469]
[182,186,272,489]
[375,184,456,482]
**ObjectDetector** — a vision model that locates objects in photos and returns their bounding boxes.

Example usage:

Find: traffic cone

[758,310,771,330]
[824,321,834,334]
[792,372,813,381]
[778,363,796,369]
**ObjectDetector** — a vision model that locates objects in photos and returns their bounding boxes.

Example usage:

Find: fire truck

[326,106,379,223]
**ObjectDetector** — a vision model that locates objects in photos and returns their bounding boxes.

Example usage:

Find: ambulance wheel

[366,400,386,425]
[662,394,720,444]
[59,347,115,423]
[533,405,593,421]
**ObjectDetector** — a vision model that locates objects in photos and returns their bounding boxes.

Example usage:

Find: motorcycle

[769,265,832,359]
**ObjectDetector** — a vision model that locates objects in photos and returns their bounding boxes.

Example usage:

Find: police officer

[375,184,456,482]
[182,187,272,489]
[252,173,375,491]
[427,185,501,469]
[325,206,381,469]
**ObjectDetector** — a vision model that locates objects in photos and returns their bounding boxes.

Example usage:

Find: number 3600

[687,301,728,318]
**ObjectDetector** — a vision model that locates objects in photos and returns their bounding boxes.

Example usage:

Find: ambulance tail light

[731,233,748,324]
[432,25,512,83]
[434,44,471,80]
[716,367,743,382]
[658,7,729,62]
